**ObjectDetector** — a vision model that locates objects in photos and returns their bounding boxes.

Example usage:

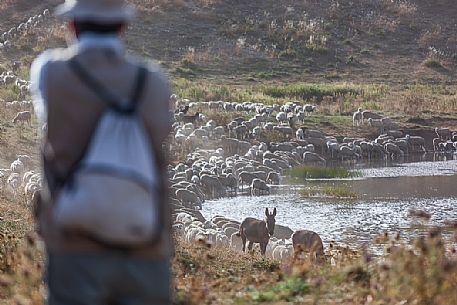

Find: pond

[202,155,457,253]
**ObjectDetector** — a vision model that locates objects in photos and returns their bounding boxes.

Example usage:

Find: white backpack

[53,59,161,247]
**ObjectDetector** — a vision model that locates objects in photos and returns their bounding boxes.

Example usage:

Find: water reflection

[202,157,457,253]
[349,175,457,199]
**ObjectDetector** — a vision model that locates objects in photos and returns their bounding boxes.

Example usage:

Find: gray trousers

[47,252,171,305]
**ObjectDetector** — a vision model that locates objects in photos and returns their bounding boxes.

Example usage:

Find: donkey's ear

[265,208,269,216]
[273,207,277,216]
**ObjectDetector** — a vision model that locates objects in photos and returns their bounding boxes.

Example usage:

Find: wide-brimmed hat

[55,0,136,23]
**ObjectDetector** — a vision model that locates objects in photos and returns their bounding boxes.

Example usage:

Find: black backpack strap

[129,66,148,112]
[68,58,148,114]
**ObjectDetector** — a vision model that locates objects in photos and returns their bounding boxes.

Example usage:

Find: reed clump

[301,186,358,199]
[290,166,361,179]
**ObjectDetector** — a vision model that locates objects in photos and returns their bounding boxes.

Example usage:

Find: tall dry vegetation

[172,224,457,304]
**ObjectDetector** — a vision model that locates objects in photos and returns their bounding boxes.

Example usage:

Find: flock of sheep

[1,80,455,262]
[0,154,41,204]
[0,9,55,125]
[171,98,435,167]
[0,9,52,201]
[166,95,456,261]
[0,9,51,49]
[0,69,34,126]
[1,6,456,262]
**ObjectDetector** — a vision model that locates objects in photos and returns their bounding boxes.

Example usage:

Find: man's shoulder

[33,48,75,67]
[31,48,78,82]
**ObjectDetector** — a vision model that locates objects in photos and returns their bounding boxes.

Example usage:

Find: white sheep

[303,152,326,164]
[250,178,270,196]
[24,181,40,203]
[435,128,452,141]
[12,111,32,125]
[276,112,287,125]
[367,118,384,134]
[303,104,316,115]
[304,129,324,139]
[405,135,426,152]
[362,110,382,123]
[7,173,20,196]
[230,232,243,251]
[10,159,24,173]
[352,108,363,126]
[272,244,294,261]
[296,128,304,140]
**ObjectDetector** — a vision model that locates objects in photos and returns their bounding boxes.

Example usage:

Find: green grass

[251,258,280,272]
[250,277,310,302]
[0,86,19,102]
[171,80,390,114]
[423,58,443,69]
[303,115,353,126]
[260,83,362,100]
[301,186,358,199]
[252,70,290,79]
[304,42,328,53]
[290,166,360,179]
[172,79,288,105]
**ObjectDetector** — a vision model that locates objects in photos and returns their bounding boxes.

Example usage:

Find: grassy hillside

[2,0,457,83]
[123,0,457,84]
[0,0,456,163]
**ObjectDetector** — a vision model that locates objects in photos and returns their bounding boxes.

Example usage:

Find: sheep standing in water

[236,208,276,256]
[435,128,451,141]
[250,178,270,196]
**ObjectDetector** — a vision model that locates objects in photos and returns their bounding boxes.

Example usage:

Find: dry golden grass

[172,229,457,304]
[0,0,15,11]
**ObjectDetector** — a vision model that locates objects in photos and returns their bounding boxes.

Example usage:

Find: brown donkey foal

[292,230,324,263]
[237,208,276,255]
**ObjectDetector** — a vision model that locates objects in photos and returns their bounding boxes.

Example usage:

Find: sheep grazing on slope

[367,118,384,134]
[303,104,316,115]
[352,108,363,126]
[296,128,304,140]
[361,110,382,123]
[11,61,20,73]
[275,112,287,125]
[12,111,32,125]
[181,112,201,125]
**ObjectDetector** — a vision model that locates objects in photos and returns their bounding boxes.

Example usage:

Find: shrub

[423,58,443,69]
[250,277,310,302]
[290,166,360,179]
[301,186,358,199]
[261,83,361,101]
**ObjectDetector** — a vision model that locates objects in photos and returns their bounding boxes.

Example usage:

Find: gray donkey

[237,208,276,255]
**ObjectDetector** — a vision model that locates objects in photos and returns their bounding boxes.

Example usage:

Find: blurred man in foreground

[31,0,173,304]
